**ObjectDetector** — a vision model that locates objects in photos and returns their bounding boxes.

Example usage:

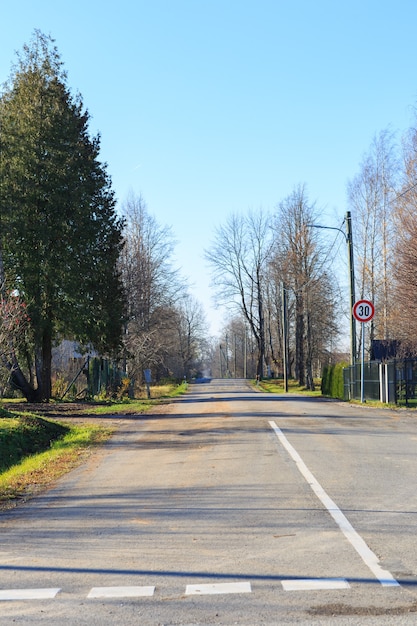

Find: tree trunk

[34,328,52,401]
[257,275,265,380]
[9,363,38,402]
[295,293,305,386]
[305,311,315,391]
[5,327,53,402]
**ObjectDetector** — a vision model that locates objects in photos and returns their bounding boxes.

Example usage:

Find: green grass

[0,410,70,472]
[84,381,188,414]
[0,405,112,509]
[395,397,417,409]
[0,420,111,508]
[256,378,323,396]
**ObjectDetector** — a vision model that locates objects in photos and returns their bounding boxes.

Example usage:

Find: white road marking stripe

[185,582,252,595]
[282,578,350,591]
[87,586,155,598]
[0,588,61,600]
[269,420,400,587]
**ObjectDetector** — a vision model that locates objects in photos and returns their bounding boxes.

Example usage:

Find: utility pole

[346,211,356,365]
[225,333,229,377]
[219,344,223,378]
[234,333,237,378]
[281,282,289,392]
[243,327,247,379]
[307,213,357,366]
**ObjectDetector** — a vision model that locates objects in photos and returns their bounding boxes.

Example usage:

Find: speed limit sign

[352,299,375,323]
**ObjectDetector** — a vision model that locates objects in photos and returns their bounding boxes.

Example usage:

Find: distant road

[1,378,417,625]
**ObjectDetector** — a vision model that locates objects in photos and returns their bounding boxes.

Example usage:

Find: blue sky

[1,1,417,337]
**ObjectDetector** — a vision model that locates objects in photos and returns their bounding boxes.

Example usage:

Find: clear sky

[1,1,417,337]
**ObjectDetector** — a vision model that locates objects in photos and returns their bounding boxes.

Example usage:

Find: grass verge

[85,381,188,415]
[256,378,322,396]
[0,409,111,511]
[0,381,188,510]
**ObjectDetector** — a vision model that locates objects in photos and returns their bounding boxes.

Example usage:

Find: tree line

[207,120,417,384]
[347,128,417,359]
[205,186,339,389]
[0,32,208,401]
[2,32,417,401]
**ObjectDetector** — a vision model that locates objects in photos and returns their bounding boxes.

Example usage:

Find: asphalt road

[1,378,417,625]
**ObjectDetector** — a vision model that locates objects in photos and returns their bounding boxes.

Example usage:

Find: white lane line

[0,588,61,600]
[282,578,350,591]
[269,420,399,588]
[185,582,252,595]
[87,586,155,598]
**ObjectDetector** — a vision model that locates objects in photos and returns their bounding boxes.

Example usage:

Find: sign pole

[352,299,375,404]
[361,321,365,403]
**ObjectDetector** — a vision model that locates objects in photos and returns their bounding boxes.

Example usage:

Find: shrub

[321,362,348,399]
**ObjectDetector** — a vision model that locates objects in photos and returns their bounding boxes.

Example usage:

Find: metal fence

[58,357,129,399]
[343,359,417,405]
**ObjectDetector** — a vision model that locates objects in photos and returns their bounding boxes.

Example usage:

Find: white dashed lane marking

[185,582,252,595]
[0,588,61,600]
[0,577,406,600]
[282,578,350,591]
[87,585,155,598]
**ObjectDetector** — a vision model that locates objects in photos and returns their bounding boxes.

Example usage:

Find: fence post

[379,363,384,403]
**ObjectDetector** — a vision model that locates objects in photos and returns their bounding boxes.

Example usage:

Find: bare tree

[347,129,398,354]
[120,192,182,382]
[391,205,417,349]
[391,120,417,352]
[214,316,254,379]
[0,289,31,390]
[271,185,338,389]
[168,295,209,379]
[205,209,274,378]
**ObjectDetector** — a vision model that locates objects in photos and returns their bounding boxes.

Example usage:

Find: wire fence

[344,359,417,406]
[56,357,130,400]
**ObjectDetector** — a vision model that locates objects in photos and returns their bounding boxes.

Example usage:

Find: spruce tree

[0,31,125,401]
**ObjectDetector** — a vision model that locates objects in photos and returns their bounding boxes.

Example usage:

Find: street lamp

[307,211,356,366]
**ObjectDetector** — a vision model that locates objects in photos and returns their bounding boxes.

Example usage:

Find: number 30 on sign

[352,299,375,323]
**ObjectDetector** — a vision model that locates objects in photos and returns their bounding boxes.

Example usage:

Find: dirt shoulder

[3,402,116,424]
[3,400,174,426]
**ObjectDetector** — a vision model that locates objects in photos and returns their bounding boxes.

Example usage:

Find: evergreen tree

[0,31,125,401]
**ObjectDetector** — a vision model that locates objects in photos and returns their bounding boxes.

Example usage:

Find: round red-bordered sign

[352,299,375,323]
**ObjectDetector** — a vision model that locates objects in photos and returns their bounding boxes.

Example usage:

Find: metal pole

[61,355,90,400]
[308,215,356,366]
[281,282,289,392]
[361,322,365,403]
[346,211,356,365]
[219,344,223,378]
[225,333,229,377]
[243,329,247,379]
[234,334,237,378]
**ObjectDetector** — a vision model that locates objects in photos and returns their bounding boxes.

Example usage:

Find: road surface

[1,378,417,624]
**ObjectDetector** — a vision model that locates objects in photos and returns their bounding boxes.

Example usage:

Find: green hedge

[321,362,348,399]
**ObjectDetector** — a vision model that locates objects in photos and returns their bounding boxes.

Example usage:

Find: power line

[394,180,417,201]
